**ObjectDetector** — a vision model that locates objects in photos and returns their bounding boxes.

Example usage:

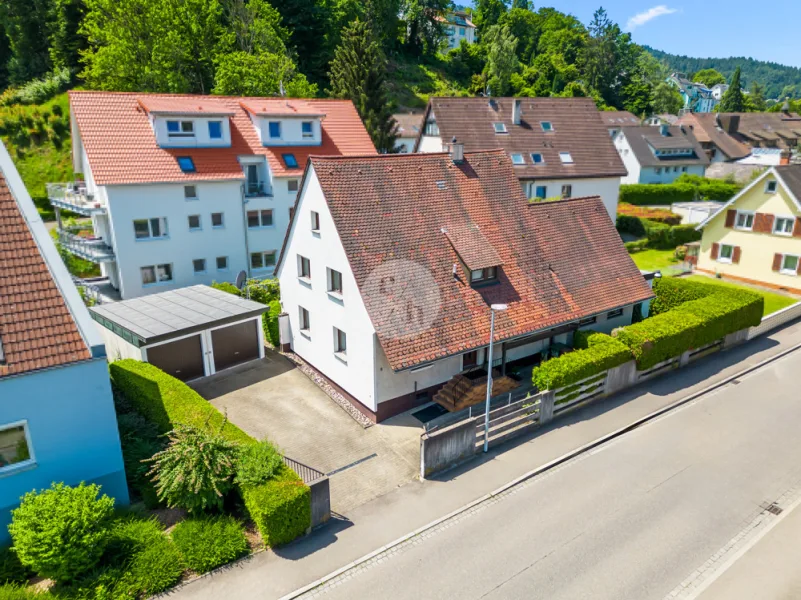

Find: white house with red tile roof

[275,146,653,422]
[0,140,128,541]
[50,91,375,300]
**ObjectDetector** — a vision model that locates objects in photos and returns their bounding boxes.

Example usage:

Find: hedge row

[617,216,701,251]
[241,473,311,547]
[619,183,696,206]
[265,300,281,347]
[650,277,717,315]
[531,333,632,391]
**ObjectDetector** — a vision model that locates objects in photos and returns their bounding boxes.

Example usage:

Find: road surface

[302,348,801,599]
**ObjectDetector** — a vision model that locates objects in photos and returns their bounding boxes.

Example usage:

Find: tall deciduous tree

[719,66,745,112]
[747,81,767,112]
[220,0,288,56]
[403,0,449,57]
[691,68,725,88]
[580,7,636,109]
[328,20,397,153]
[651,81,683,115]
[0,0,54,84]
[270,0,332,87]
[213,52,316,97]
[474,0,508,31]
[484,24,518,96]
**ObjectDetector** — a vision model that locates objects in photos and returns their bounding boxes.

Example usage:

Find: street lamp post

[484,303,508,453]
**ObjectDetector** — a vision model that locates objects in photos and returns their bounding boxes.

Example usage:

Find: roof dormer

[138,97,234,149]
[240,99,325,147]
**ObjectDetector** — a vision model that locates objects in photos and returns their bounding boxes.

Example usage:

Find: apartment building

[614,124,709,184]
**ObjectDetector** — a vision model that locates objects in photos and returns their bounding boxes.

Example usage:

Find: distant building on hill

[668,73,719,114]
[438,10,476,51]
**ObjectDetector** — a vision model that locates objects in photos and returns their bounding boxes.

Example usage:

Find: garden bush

[241,467,310,547]
[650,278,717,315]
[0,547,31,585]
[236,440,284,487]
[624,239,648,254]
[171,516,248,573]
[0,69,71,106]
[619,183,696,206]
[109,359,253,444]
[531,333,632,391]
[9,483,114,583]
[264,300,281,347]
[617,202,682,225]
[616,214,646,237]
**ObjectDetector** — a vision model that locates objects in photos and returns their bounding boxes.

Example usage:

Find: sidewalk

[170,318,801,600]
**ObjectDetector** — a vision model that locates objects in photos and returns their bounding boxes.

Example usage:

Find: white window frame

[298,255,311,280]
[247,209,274,229]
[780,253,800,276]
[718,244,734,264]
[510,153,525,165]
[184,185,198,200]
[533,185,547,199]
[607,308,624,319]
[193,258,207,275]
[301,121,314,139]
[327,267,343,297]
[333,327,347,358]
[311,211,321,233]
[133,217,168,241]
[541,121,554,132]
[216,256,229,271]
[559,151,574,164]
[774,216,795,236]
[208,120,223,139]
[141,263,174,287]
[530,153,544,165]
[765,179,778,194]
[188,214,202,231]
[250,251,277,271]
[211,212,224,228]
[268,121,282,139]
[561,184,572,198]
[167,120,194,138]
[734,210,755,231]
[0,420,36,475]
[493,122,507,134]
[299,306,310,334]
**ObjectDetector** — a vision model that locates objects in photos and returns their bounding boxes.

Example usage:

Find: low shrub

[242,467,310,547]
[264,300,281,347]
[624,238,648,254]
[109,359,253,445]
[9,483,114,583]
[171,516,248,573]
[616,214,646,237]
[236,440,284,487]
[531,333,632,390]
[619,183,696,206]
[211,281,241,296]
[617,202,681,225]
[642,220,702,250]
[0,68,71,106]
[0,547,31,585]
[146,422,239,514]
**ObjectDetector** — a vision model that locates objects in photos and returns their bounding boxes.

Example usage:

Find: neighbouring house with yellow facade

[695,165,801,293]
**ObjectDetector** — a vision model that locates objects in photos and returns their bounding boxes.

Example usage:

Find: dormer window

[471,266,497,283]
[493,122,507,134]
[283,153,299,169]
[269,121,281,139]
[541,121,554,132]
[177,156,195,172]
[208,121,222,139]
[302,122,313,138]
[167,120,194,138]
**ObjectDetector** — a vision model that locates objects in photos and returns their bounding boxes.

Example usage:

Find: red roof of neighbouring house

[136,97,236,116]
[69,91,376,185]
[285,150,653,370]
[0,162,91,377]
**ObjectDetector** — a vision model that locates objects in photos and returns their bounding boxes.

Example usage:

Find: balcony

[245,180,272,198]
[57,229,115,263]
[47,183,107,216]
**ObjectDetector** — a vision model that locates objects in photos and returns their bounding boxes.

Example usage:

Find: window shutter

[724,209,737,228]
[732,246,741,264]
[711,242,719,259]
[773,253,783,271]
[754,213,774,233]
[794,217,801,238]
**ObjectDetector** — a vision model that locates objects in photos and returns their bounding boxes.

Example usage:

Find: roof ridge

[69,90,354,104]
[309,149,506,162]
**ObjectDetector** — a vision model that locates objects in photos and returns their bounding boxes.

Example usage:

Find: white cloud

[625,5,678,31]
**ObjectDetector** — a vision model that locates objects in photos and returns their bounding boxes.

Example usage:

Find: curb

[279,339,801,600]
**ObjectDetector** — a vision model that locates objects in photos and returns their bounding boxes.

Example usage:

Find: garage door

[212,320,260,372]
[147,335,205,382]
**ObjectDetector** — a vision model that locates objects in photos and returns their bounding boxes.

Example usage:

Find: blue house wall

[0,358,128,543]
[638,164,707,184]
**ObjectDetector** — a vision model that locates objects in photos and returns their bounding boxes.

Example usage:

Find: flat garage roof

[90,285,268,346]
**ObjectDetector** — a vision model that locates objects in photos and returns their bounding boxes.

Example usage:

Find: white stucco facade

[522,177,620,221]
[614,131,706,185]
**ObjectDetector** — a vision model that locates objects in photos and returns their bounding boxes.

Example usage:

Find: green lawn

[685,275,798,317]
[630,249,679,272]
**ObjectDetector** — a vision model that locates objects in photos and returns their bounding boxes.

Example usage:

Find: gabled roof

[136,97,235,116]
[599,111,640,126]
[69,91,375,185]
[420,97,627,180]
[619,125,709,168]
[0,143,92,378]
[392,112,423,138]
[239,99,325,118]
[676,113,751,160]
[290,150,653,371]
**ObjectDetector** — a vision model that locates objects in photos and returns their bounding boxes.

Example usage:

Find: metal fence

[282,456,326,484]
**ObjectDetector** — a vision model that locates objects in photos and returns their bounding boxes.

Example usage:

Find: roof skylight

[177,156,196,172]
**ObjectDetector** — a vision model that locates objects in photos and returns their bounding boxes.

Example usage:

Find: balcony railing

[57,229,115,263]
[245,181,272,198]
[47,183,107,216]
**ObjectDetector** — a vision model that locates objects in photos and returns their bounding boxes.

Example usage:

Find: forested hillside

[645,46,801,100]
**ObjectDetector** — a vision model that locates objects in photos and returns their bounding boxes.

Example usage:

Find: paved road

[305,348,801,600]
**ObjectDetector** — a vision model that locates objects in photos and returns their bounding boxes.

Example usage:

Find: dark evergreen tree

[747,81,767,112]
[580,7,637,109]
[474,0,508,31]
[0,21,10,90]
[0,0,54,84]
[271,0,333,88]
[719,67,745,112]
[403,0,449,56]
[49,0,87,72]
[328,20,397,153]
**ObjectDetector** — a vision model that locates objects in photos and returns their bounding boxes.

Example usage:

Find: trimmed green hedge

[265,300,281,347]
[650,277,716,315]
[531,333,632,391]
[619,183,696,205]
[171,516,248,573]
[109,359,254,445]
[642,221,702,249]
[613,311,704,370]
[241,467,311,547]
[624,239,648,253]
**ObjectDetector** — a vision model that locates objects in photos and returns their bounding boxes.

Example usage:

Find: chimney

[512,99,522,125]
[449,136,464,163]
[719,114,740,134]
[780,149,791,165]
[782,97,791,116]
[660,123,670,137]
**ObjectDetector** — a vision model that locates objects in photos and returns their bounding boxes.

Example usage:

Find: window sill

[717,258,732,264]
[194,272,207,276]
[327,290,343,301]
[774,231,793,237]
[298,276,312,287]
[300,329,311,340]
[185,197,199,201]
[212,225,225,230]
[217,268,229,273]
[333,351,348,364]
[248,225,276,230]
[135,236,170,242]
[189,228,202,233]
[142,280,174,288]
[780,270,798,276]
[733,227,753,232]
[0,460,37,479]
[311,229,321,236]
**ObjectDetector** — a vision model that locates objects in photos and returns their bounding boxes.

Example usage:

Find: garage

[90,285,268,381]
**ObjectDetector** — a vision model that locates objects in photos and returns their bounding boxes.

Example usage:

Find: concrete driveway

[190,351,422,514]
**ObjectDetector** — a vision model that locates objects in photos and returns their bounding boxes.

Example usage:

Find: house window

[283,153,298,169]
[141,263,173,286]
[559,151,574,164]
[133,217,168,240]
[208,121,223,139]
[493,122,507,134]
[718,244,734,263]
[167,120,194,137]
[541,121,554,132]
[328,268,343,294]
[247,209,273,228]
[193,258,206,274]
[425,120,439,136]
[211,212,224,228]
[774,217,795,236]
[188,215,201,231]
[269,121,281,138]
[298,255,311,279]
[177,157,195,172]
[765,180,778,193]
[459,27,465,35]
[244,163,264,197]
[682,166,687,172]
[302,122,313,138]
[607,308,624,319]
[0,422,33,473]
[534,185,547,199]
[781,254,800,275]
[184,185,198,200]
[655,167,662,175]
[462,350,478,370]
[311,211,320,232]
[250,251,276,270]
[510,153,525,165]
[470,266,498,283]
[334,327,347,355]
[299,306,310,332]
[578,316,597,326]
[735,211,754,231]
[561,185,572,198]
[530,153,544,164]
[288,179,299,192]
[216,256,228,271]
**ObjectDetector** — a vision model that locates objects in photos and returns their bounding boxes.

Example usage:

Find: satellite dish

[235,270,247,290]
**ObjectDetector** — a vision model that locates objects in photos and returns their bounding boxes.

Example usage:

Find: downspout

[240,182,251,279]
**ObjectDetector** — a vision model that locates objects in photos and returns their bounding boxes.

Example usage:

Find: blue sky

[518,2,801,68]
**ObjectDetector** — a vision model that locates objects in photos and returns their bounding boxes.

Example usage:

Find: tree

[403,0,449,56]
[512,0,531,8]
[220,0,288,56]
[49,0,87,72]
[0,0,54,84]
[474,0,508,31]
[746,81,767,112]
[270,0,333,87]
[329,20,396,153]
[213,51,316,97]
[484,24,518,96]
[651,81,683,114]
[580,7,636,109]
[363,0,401,48]
[719,66,745,112]
[0,21,10,90]
[498,7,541,65]
[691,68,725,88]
